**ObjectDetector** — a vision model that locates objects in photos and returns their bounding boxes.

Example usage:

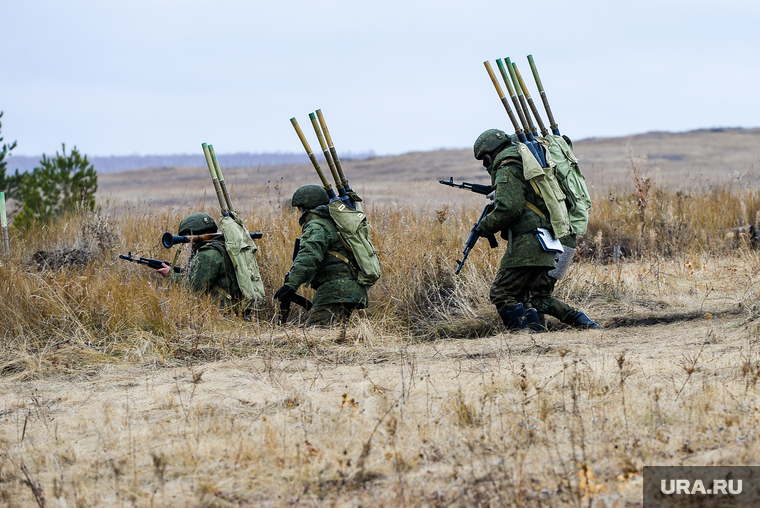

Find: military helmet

[178,212,217,236]
[291,184,330,210]
[473,128,512,161]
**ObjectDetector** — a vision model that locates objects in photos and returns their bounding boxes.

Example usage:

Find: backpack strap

[524,201,548,221]
[327,250,351,265]
[212,283,233,301]
[326,250,359,279]
[529,179,542,199]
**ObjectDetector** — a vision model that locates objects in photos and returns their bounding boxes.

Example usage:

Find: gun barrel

[484,61,523,136]
[290,117,335,198]
[527,54,559,135]
[119,253,182,273]
[202,143,229,214]
[439,178,493,196]
[512,62,547,137]
[208,144,235,212]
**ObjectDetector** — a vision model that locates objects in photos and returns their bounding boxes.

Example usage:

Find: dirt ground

[3,256,760,507]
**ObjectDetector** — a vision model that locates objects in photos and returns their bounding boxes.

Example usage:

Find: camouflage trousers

[306,303,361,327]
[529,271,577,323]
[490,266,576,322]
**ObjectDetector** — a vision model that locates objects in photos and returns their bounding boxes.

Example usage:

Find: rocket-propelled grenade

[483,60,524,139]
[527,54,560,135]
[290,117,336,199]
[496,58,530,138]
[208,144,235,213]
[309,112,344,196]
[506,57,537,138]
[202,142,229,216]
[512,62,547,137]
[315,109,351,193]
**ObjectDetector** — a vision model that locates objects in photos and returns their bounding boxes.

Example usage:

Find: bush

[13,143,98,230]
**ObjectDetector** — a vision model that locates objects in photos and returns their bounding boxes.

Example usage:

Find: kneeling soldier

[157,212,242,310]
[472,129,598,332]
[275,185,367,326]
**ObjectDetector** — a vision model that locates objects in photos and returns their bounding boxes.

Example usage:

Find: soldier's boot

[498,303,530,331]
[498,303,544,333]
[565,311,601,330]
[526,308,544,333]
[537,312,547,329]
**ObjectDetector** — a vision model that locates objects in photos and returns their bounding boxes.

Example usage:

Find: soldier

[156,212,242,310]
[472,129,598,331]
[274,185,367,326]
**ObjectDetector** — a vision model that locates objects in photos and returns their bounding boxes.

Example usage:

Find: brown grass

[3,137,760,505]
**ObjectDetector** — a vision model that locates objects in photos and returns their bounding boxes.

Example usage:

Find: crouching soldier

[275,185,367,326]
[472,129,598,332]
[157,212,243,311]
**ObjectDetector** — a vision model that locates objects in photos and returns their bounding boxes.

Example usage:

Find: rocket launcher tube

[484,61,523,138]
[202,143,229,215]
[513,62,548,137]
[501,59,546,167]
[309,112,343,194]
[208,144,235,213]
[497,59,530,136]
[508,58,537,137]
[290,117,336,199]
[316,109,350,191]
[527,54,559,135]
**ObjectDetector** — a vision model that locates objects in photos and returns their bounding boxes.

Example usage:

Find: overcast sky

[2,0,758,157]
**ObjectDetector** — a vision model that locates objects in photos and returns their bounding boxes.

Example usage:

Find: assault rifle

[457,204,498,275]
[279,237,313,323]
[119,252,183,273]
[161,231,263,249]
[439,178,498,274]
[439,177,492,196]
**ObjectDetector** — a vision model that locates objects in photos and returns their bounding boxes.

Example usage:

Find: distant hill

[5,151,376,173]
[97,128,760,208]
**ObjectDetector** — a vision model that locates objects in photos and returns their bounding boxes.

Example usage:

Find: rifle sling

[326,249,359,279]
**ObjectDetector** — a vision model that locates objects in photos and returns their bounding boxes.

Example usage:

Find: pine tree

[14,144,98,229]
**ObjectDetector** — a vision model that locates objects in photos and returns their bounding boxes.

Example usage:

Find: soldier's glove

[274,285,297,304]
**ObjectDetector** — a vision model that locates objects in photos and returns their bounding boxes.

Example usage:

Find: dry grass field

[97,127,760,208]
[3,129,760,506]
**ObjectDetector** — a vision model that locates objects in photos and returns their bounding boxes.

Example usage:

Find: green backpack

[328,200,381,287]
[218,211,266,311]
[544,135,592,235]
[516,142,572,240]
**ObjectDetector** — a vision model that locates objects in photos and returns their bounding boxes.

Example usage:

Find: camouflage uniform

[529,234,578,323]
[171,213,242,310]
[531,232,600,329]
[474,130,553,331]
[474,130,599,331]
[276,186,367,327]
